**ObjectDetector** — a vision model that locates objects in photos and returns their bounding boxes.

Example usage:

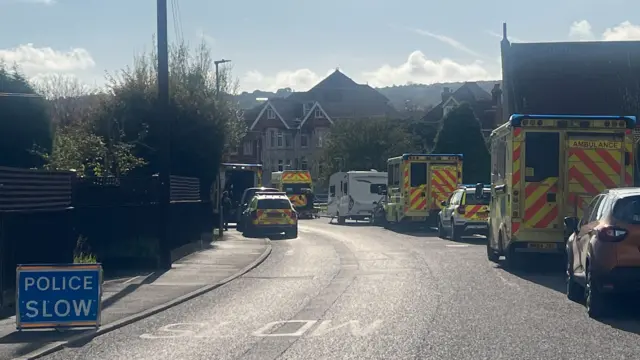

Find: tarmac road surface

[38,219,640,360]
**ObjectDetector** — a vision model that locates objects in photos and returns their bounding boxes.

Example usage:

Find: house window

[285,133,292,148]
[243,141,253,155]
[270,130,275,148]
[301,134,309,148]
[278,159,284,171]
[318,164,323,176]
[277,131,283,147]
[286,159,291,169]
[301,156,308,170]
[315,108,323,118]
[267,107,276,119]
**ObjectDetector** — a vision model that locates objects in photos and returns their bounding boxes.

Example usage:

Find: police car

[240,192,298,238]
[438,184,491,241]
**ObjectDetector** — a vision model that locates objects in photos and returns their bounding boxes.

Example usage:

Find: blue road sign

[16,263,103,330]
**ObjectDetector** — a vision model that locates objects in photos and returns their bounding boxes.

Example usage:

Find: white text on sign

[140,319,383,339]
[22,275,95,318]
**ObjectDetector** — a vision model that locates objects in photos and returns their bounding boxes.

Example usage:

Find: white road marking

[139,319,384,339]
[445,244,470,248]
[123,276,140,284]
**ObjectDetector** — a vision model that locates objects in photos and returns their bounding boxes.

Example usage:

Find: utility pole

[214,59,230,235]
[157,0,172,270]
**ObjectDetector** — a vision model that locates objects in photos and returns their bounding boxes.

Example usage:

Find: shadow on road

[497,255,566,293]
[0,328,90,357]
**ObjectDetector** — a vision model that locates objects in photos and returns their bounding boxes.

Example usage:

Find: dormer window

[314,108,323,118]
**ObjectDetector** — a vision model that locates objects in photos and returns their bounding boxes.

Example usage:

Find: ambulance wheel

[451,220,462,241]
[486,240,500,263]
[438,219,447,239]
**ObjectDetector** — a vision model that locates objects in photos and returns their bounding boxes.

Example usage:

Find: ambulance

[486,114,636,268]
[271,170,316,219]
[383,153,463,227]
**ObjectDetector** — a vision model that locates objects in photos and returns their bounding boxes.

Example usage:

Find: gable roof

[249,101,289,130]
[299,102,333,128]
[421,82,492,122]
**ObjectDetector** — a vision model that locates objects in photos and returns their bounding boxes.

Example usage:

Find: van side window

[329,185,335,196]
[343,182,348,194]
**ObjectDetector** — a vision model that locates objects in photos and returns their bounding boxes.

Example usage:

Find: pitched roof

[421,82,491,122]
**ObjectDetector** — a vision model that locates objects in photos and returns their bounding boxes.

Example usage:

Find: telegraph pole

[157,0,172,270]
[214,59,230,235]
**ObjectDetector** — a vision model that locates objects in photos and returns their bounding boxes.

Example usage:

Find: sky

[1,0,640,93]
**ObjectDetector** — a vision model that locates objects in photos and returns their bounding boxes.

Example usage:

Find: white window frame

[267,108,276,119]
[300,134,309,148]
[277,131,283,147]
[269,130,275,148]
[286,159,291,169]
[314,108,323,118]
[278,159,284,171]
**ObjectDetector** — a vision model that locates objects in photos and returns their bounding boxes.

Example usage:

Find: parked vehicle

[328,170,387,224]
[212,163,263,231]
[236,187,278,231]
[487,114,636,268]
[438,184,491,241]
[240,192,298,239]
[564,188,640,318]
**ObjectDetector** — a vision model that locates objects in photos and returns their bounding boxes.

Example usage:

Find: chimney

[441,87,452,103]
[491,84,502,106]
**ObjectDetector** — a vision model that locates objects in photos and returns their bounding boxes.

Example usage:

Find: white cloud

[569,20,594,40]
[0,43,95,74]
[240,68,335,92]
[570,20,640,41]
[362,51,494,88]
[602,21,640,41]
[240,50,495,91]
[411,29,485,58]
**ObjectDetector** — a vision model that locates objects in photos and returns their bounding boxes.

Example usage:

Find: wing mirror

[564,216,579,234]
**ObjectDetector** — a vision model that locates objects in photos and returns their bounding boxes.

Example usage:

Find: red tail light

[597,226,628,242]
[457,207,465,214]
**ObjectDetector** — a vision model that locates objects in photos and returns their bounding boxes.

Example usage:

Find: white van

[328,171,387,224]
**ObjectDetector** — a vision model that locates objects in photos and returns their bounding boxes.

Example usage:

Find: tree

[94,39,245,186]
[0,64,52,168]
[31,74,144,177]
[321,117,415,180]
[432,103,490,184]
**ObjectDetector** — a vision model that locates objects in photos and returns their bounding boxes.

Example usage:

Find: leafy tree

[321,117,415,180]
[432,103,490,184]
[0,64,52,168]
[93,39,245,186]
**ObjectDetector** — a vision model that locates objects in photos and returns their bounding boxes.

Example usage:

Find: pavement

[13,219,640,360]
[0,233,270,360]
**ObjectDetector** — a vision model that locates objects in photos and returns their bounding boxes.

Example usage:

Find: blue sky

[1,0,639,92]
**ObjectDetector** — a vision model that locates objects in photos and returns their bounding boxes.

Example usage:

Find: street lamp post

[214,59,231,235]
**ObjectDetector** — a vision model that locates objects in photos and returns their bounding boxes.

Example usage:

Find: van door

[407,162,428,215]
[430,164,459,211]
[522,131,561,229]
[566,133,624,219]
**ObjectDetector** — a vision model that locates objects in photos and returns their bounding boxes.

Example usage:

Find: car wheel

[451,219,462,241]
[566,249,583,302]
[438,219,447,239]
[585,264,606,318]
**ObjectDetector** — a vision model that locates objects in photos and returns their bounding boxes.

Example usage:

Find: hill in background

[233,80,502,111]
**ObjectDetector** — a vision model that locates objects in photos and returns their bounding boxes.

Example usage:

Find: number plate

[527,243,557,250]
[477,212,488,218]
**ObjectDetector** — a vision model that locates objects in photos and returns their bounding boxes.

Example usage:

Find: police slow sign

[16,264,102,330]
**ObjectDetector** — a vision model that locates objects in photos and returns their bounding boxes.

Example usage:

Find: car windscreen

[257,198,291,209]
[613,195,640,224]
[465,191,491,205]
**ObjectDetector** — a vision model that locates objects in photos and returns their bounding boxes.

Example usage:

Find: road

[40,219,640,360]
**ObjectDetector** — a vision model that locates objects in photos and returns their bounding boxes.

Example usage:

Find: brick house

[232,69,397,188]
